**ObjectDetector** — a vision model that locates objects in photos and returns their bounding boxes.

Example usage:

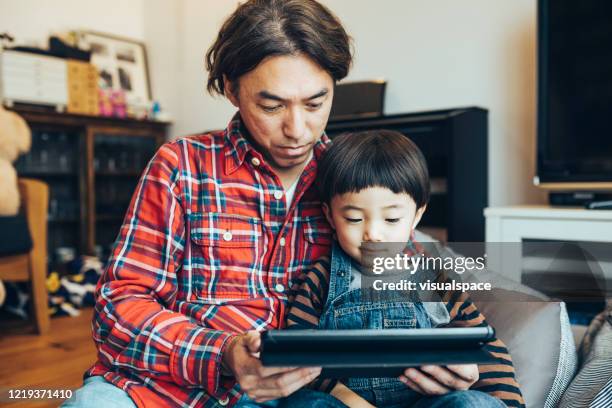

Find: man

[65,1,350,407]
[64,1,486,407]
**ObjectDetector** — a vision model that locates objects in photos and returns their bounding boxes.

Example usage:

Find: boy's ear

[224,75,239,107]
[322,202,336,230]
[412,205,427,231]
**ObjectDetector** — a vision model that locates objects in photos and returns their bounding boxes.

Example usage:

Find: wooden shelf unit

[12,106,169,262]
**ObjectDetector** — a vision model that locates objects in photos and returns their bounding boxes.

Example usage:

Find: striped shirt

[287,255,526,408]
[87,114,333,407]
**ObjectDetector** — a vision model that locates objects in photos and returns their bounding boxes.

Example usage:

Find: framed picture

[76,31,152,105]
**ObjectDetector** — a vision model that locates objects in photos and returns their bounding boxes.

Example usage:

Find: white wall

[166,0,546,206]
[323,0,546,206]
[142,0,182,137]
[0,0,546,206]
[0,0,145,45]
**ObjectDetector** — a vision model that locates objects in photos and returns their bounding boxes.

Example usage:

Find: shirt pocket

[188,212,264,301]
[190,212,262,248]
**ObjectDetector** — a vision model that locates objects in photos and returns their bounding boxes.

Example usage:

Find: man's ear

[224,75,239,107]
[412,205,427,231]
[322,202,336,230]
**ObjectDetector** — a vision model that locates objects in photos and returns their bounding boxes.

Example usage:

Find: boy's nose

[363,226,384,242]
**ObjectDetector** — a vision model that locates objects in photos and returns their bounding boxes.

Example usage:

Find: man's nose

[283,107,306,141]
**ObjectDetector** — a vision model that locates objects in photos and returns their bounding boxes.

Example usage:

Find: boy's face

[323,187,426,267]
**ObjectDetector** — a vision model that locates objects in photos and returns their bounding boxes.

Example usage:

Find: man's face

[324,187,426,268]
[226,54,334,173]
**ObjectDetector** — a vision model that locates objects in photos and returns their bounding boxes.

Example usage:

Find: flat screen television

[536,0,612,190]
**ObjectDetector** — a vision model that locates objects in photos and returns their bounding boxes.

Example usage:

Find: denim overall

[317,241,444,408]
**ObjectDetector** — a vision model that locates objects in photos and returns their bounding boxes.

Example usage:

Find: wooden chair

[0,178,49,334]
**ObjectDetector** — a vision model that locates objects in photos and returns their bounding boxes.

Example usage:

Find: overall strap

[324,240,353,310]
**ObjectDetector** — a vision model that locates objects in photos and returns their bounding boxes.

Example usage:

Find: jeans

[235,388,348,408]
[236,389,504,408]
[62,377,503,408]
[411,390,506,408]
[60,376,136,408]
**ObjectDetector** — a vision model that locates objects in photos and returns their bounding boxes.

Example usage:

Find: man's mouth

[277,144,311,157]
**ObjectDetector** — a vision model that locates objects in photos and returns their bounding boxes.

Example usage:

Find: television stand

[548,191,612,207]
[485,205,612,324]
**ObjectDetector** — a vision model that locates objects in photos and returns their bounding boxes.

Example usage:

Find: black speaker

[330,80,386,121]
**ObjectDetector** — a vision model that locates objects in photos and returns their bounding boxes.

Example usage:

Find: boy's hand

[399,364,479,395]
[222,330,322,403]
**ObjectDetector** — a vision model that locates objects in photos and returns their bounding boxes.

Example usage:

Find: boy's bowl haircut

[318,130,430,207]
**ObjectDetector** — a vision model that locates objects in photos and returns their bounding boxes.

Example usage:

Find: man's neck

[273,151,313,190]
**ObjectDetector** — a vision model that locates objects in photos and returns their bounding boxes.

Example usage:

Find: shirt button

[275,283,285,292]
[251,157,260,167]
[222,231,232,241]
[273,190,284,200]
[218,396,230,406]
[279,237,286,247]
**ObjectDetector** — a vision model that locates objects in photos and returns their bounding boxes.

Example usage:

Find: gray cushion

[476,296,577,408]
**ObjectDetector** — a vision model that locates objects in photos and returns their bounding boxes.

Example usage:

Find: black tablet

[261,327,498,378]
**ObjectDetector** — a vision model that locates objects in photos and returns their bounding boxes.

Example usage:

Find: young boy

[286,130,524,408]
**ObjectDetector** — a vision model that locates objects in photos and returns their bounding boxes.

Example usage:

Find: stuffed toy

[0,106,31,216]
[0,280,5,308]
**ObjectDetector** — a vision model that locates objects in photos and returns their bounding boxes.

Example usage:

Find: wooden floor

[0,308,96,407]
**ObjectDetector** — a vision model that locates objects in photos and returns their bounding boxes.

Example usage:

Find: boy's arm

[330,382,376,408]
[286,256,331,329]
[286,257,348,394]
[443,289,526,408]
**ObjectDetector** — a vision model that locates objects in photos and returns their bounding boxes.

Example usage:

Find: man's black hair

[206,0,353,97]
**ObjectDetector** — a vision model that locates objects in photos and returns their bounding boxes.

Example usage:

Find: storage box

[66,60,99,115]
[0,50,68,109]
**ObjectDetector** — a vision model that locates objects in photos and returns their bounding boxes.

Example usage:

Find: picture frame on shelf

[75,31,151,106]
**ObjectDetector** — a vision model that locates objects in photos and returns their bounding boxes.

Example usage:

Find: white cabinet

[484,205,612,282]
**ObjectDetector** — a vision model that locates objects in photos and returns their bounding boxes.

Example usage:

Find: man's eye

[386,218,401,224]
[261,105,281,113]
[345,218,362,223]
[307,103,322,110]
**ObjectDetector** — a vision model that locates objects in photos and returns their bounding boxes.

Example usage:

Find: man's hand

[222,331,321,403]
[399,364,479,395]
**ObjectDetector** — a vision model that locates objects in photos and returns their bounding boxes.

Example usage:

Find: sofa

[415,230,612,408]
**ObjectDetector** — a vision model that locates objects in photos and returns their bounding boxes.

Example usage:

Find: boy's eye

[386,218,401,224]
[345,217,362,223]
[261,105,282,113]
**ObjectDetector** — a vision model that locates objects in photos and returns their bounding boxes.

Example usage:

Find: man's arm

[92,142,236,398]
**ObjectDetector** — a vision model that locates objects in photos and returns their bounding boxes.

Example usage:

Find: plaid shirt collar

[224,112,331,175]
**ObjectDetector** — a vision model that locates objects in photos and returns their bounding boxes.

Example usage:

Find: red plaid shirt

[87,114,333,407]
